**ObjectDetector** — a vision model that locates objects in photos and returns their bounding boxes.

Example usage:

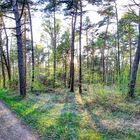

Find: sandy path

[0,101,39,140]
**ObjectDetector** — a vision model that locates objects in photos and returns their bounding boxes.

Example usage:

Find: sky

[32,0,140,44]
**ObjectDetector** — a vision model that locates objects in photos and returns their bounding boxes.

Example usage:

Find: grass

[0,86,140,140]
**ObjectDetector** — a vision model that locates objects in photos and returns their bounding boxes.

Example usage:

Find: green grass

[0,87,140,140]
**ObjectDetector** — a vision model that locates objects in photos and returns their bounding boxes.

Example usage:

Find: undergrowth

[0,86,140,140]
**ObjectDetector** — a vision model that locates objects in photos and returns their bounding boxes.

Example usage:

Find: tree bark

[129,23,132,78]
[53,7,56,89]
[86,30,89,69]
[1,55,6,88]
[0,27,6,88]
[114,1,120,76]
[128,10,140,97]
[102,17,109,83]
[68,15,74,88]
[48,50,50,76]
[70,9,77,92]
[27,3,34,92]
[12,0,26,97]
[64,50,67,88]
[2,18,11,85]
[23,10,27,90]
[79,0,82,94]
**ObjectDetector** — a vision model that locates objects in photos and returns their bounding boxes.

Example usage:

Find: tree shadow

[83,95,140,140]
[42,92,81,140]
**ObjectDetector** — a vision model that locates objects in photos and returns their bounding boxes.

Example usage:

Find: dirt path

[0,101,39,140]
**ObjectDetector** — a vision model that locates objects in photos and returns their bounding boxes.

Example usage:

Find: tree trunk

[128,10,140,97]
[12,0,26,97]
[79,0,82,94]
[2,18,11,85]
[53,7,56,89]
[1,55,6,88]
[70,9,77,92]
[48,50,50,76]
[102,17,109,83]
[86,30,89,69]
[114,1,120,76]
[23,9,27,90]
[68,15,74,88]
[114,35,118,83]
[129,23,132,78]
[0,27,6,88]
[101,46,105,83]
[64,50,67,88]
[91,55,94,83]
[27,3,34,92]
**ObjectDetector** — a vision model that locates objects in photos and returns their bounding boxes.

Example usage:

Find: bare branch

[19,0,27,20]
[0,22,29,30]
[2,15,15,20]
[131,0,140,7]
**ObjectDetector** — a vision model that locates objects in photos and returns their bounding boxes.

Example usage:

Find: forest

[0,0,140,140]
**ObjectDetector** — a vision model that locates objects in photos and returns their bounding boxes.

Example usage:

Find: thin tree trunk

[86,30,89,69]
[114,1,120,75]
[53,7,56,89]
[79,0,82,94]
[114,35,118,83]
[102,17,109,83]
[101,46,105,83]
[64,51,67,88]
[12,0,26,97]
[23,10,27,89]
[68,15,74,88]
[0,27,6,88]
[2,18,11,85]
[27,3,34,92]
[1,55,6,88]
[129,23,132,78]
[70,9,77,92]
[91,55,94,83]
[48,50,50,76]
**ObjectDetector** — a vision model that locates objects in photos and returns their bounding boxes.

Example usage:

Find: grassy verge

[0,89,103,140]
[0,87,140,140]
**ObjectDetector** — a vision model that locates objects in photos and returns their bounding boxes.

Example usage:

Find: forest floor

[0,86,140,140]
[0,101,39,140]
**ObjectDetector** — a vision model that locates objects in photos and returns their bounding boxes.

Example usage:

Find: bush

[10,78,18,90]
[32,80,45,91]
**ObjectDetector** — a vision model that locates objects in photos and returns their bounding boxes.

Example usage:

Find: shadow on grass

[82,93,140,140]
[5,91,80,140]
[42,92,81,140]
[2,89,140,140]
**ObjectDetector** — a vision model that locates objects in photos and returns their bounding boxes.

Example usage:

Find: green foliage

[32,80,46,91]
[79,130,103,140]
[121,11,140,24]
[117,66,130,93]
[35,44,47,65]
[10,78,18,90]
[56,30,70,63]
